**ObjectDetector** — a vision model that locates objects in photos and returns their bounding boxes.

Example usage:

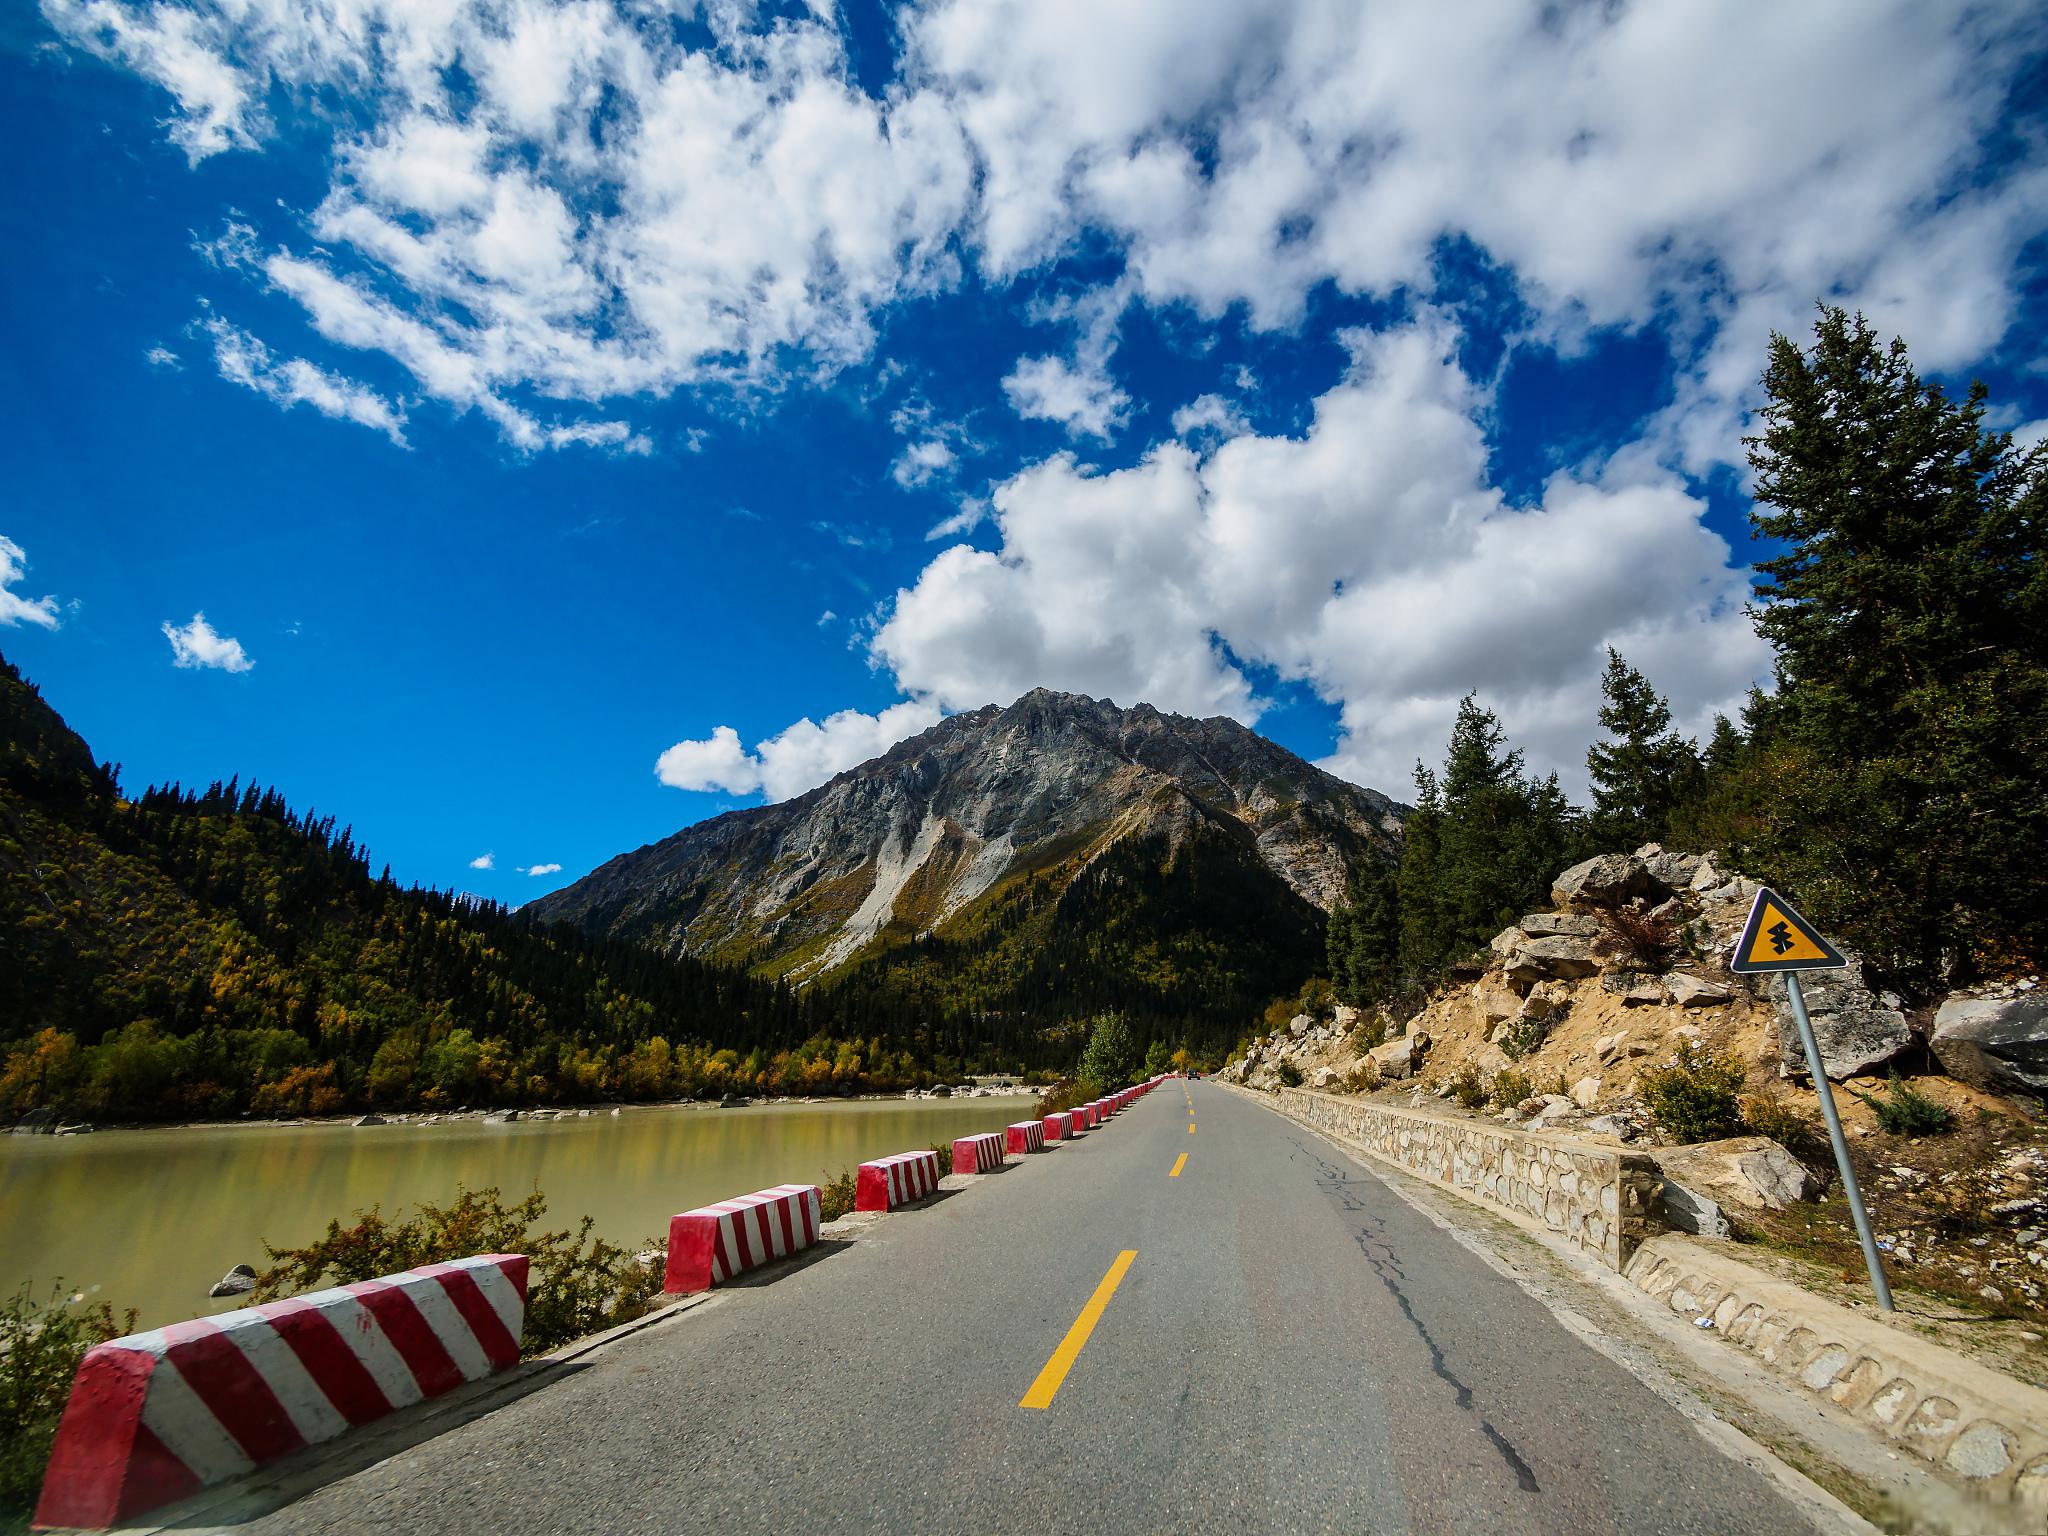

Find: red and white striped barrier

[665,1184,821,1295]
[1043,1112,1073,1142]
[1006,1120,1046,1155]
[34,1254,528,1531]
[953,1131,1007,1174]
[855,1149,941,1212]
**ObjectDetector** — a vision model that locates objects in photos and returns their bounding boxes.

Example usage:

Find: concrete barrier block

[1042,1112,1072,1142]
[953,1132,1006,1175]
[33,1254,528,1531]
[855,1150,941,1212]
[665,1184,821,1295]
[1006,1120,1046,1155]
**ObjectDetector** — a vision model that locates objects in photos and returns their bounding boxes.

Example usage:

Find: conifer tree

[1743,306,2047,980]
[1327,854,1399,1004]
[1585,649,1701,850]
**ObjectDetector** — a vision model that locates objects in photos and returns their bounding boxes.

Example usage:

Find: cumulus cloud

[520,862,562,876]
[656,700,945,804]
[872,319,1771,796]
[45,1,2045,472]
[162,611,253,672]
[1002,355,1129,441]
[1171,393,1250,443]
[0,537,63,630]
[891,439,956,488]
[207,317,407,444]
[469,852,495,870]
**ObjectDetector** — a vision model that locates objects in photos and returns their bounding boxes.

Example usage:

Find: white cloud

[891,439,956,488]
[0,538,63,630]
[206,317,407,445]
[871,319,1771,796]
[162,611,253,672]
[656,700,945,804]
[816,609,837,626]
[1002,355,1129,441]
[46,0,2044,475]
[144,344,181,370]
[520,862,562,876]
[925,499,989,541]
[469,852,495,870]
[1171,393,1250,442]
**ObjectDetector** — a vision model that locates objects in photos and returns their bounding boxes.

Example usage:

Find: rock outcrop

[1931,990,2048,1101]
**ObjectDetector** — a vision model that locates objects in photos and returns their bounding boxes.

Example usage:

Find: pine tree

[1742,306,2048,980]
[1585,649,1701,850]
[1327,854,1399,1004]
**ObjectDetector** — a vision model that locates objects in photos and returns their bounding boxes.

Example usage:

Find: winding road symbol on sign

[1728,887,1844,974]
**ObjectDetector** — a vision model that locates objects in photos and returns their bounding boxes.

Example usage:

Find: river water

[0,1097,1030,1329]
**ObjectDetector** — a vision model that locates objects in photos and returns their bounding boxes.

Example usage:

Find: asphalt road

[240,1081,1825,1535]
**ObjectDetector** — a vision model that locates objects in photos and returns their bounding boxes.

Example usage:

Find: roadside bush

[1852,1073,1956,1137]
[818,1168,859,1222]
[1741,1093,1821,1157]
[1276,1061,1304,1088]
[0,1284,134,1530]
[252,1186,661,1354]
[1592,906,1681,970]
[1035,1077,1090,1117]
[1491,1069,1533,1109]
[929,1142,954,1177]
[1639,1042,1747,1143]
[1341,1061,1380,1095]
[1354,1011,1390,1050]
[1447,1064,1487,1110]
[1297,978,1338,1023]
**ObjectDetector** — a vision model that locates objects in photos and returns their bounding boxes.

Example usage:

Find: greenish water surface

[0,1097,1028,1329]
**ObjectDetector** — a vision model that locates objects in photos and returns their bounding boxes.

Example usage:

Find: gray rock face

[1638,845,1705,893]
[1551,853,1652,908]
[10,1106,57,1135]
[1765,961,1909,1080]
[352,1113,385,1127]
[1660,1179,1733,1238]
[1370,1033,1426,1080]
[1653,1137,1822,1212]
[1503,935,1600,983]
[1517,912,1603,938]
[1931,995,2048,1100]
[1288,1014,1312,1038]
[528,688,1403,980]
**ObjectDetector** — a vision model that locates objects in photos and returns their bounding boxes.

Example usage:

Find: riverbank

[0,1095,1029,1332]
[4,1084,1043,1139]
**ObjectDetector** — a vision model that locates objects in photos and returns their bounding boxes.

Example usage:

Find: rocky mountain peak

[529,689,1403,986]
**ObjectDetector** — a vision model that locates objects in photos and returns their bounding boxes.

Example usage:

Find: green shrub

[1276,1061,1304,1088]
[1448,1064,1487,1110]
[1491,1068,1533,1108]
[1852,1073,1955,1136]
[1355,1011,1390,1050]
[1,1284,133,1529]
[1639,1041,1748,1143]
[818,1168,859,1222]
[1497,1013,1551,1061]
[1035,1077,1091,1117]
[253,1186,661,1355]
[1741,1093,1819,1152]
[1341,1062,1380,1094]
[930,1141,954,1177]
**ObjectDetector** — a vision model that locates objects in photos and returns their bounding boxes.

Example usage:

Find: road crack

[1289,1137,1541,1494]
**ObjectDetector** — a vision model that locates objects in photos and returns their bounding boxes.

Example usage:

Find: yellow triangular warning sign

[1729,887,1846,973]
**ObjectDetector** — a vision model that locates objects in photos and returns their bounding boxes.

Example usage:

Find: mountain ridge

[530,688,1404,987]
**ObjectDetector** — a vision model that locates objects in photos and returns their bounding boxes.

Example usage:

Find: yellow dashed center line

[1020,1250,1137,1410]
[1169,1152,1188,1177]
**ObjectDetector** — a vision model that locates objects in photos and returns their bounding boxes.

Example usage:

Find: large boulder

[1551,853,1652,909]
[1288,1013,1312,1037]
[1637,844,1705,894]
[1652,1137,1823,1213]
[1370,1033,1427,1081]
[1931,994,2048,1100]
[1502,935,1600,983]
[1664,973,1733,1009]
[1764,960,1909,1080]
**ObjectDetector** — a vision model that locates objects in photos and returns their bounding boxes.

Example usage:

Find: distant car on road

[1184,1069,1200,1079]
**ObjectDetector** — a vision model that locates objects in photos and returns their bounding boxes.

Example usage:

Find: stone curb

[1628,1234,2048,1507]
[1258,1083,1663,1268]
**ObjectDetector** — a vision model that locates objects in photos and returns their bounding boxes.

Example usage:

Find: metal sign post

[1729,886,1895,1312]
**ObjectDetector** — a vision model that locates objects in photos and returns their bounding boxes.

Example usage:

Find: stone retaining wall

[1628,1234,2048,1507]
[1270,1086,1663,1269]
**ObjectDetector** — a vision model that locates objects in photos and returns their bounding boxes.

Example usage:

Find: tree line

[1326,307,2046,1013]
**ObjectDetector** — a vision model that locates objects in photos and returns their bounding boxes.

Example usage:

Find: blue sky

[3,0,2045,903]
